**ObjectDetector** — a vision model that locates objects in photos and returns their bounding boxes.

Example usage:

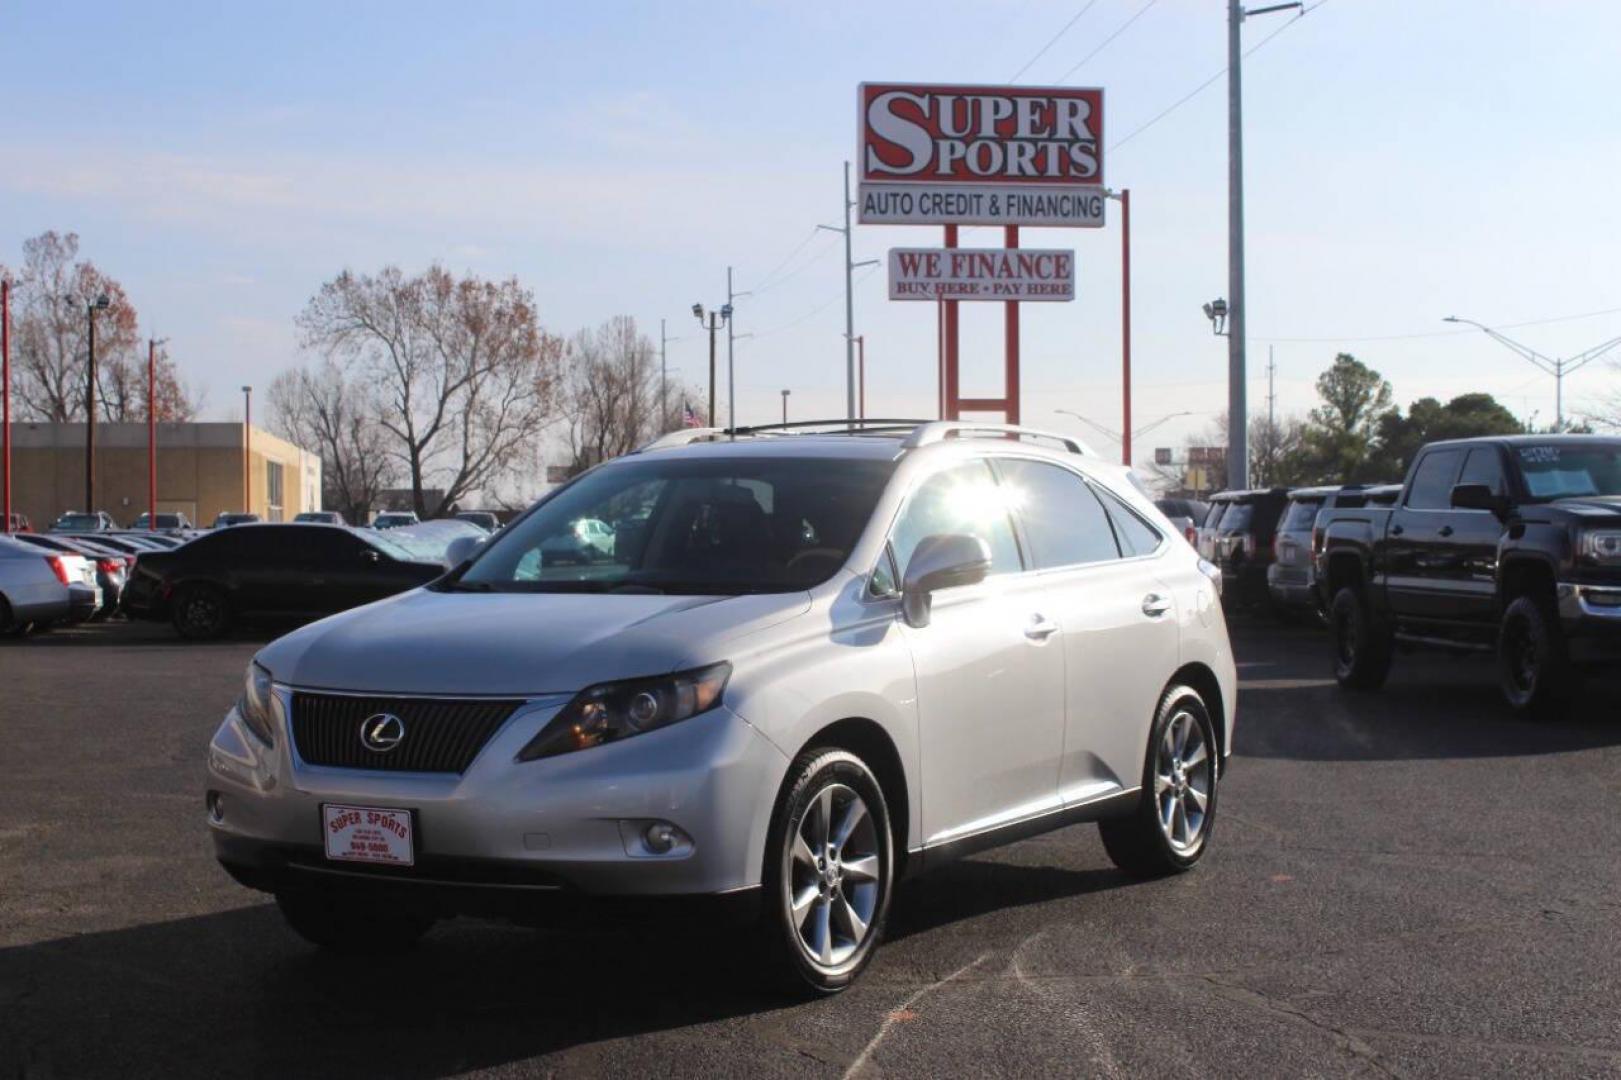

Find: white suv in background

[207,420,1236,993]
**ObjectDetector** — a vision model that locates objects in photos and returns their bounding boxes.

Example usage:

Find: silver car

[207,421,1237,992]
[0,535,96,632]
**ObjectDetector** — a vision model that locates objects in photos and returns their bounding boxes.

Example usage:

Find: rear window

[1280,499,1322,532]
[1219,504,1253,531]
[1205,504,1227,529]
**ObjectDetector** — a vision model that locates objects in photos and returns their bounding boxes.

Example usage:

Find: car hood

[1549,496,1621,519]
[256,587,811,696]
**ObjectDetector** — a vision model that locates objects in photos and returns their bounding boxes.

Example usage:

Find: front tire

[275,888,435,954]
[1330,586,1393,690]
[761,748,893,995]
[1498,594,1576,720]
[1100,685,1220,879]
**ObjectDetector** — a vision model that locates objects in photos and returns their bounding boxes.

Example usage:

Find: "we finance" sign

[888,248,1075,302]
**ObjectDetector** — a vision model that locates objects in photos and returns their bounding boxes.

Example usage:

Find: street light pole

[1443,315,1621,431]
[2,278,10,533]
[147,338,167,530]
[725,268,753,432]
[819,162,879,423]
[692,303,731,428]
[1227,0,1302,491]
[1106,188,1133,467]
[856,335,866,420]
[241,385,252,513]
[82,293,110,514]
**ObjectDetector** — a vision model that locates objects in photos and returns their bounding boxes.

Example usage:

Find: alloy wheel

[1154,710,1213,854]
[786,782,880,970]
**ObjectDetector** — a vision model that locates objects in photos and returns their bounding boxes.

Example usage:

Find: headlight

[238,661,276,747]
[1580,530,1621,565]
[517,662,731,762]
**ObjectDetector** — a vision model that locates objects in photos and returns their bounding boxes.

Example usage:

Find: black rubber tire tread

[1099,684,1220,880]
[1331,586,1394,691]
[275,889,435,955]
[759,747,893,997]
[1498,593,1577,721]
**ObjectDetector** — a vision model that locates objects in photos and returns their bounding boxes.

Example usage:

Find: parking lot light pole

[781,389,791,425]
[692,304,731,428]
[1443,315,1621,431]
[2,278,10,533]
[81,293,111,514]
[148,338,167,530]
[1105,188,1132,466]
[241,386,252,513]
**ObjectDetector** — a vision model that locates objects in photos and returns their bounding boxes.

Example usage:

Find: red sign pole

[1004,226,1021,425]
[943,225,960,420]
[147,339,157,529]
[1120,188,1133,466]
[2,278,10,533]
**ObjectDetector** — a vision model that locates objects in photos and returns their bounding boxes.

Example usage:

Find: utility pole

[1107,187,1133,467]
[855,335,866,420]
[726,268,752,432]
[659,319,669,430]
[781,389,791,425]
[1443,315,1621,431]
[819,162,879,422]
[1227,0,1302,491]
[1266,346,1276,430]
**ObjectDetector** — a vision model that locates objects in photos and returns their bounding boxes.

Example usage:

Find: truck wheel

[1330,586,1393,690]
[1099,684,1220,878]
[1498,595,1576,720]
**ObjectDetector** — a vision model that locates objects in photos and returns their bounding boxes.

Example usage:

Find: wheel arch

[1168,663,1228,768]
[1499,554,1557,611]
[778,717,911,878]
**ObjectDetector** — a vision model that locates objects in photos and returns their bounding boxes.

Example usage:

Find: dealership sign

[889,247,1075,302]
[858,83,1105,227]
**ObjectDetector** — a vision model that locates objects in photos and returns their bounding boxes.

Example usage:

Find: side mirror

[444,534,485,567]
[901,533,992,628]
[1450,483,1509,517]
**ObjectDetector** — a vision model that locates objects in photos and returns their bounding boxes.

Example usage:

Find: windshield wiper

[436,579,493,592]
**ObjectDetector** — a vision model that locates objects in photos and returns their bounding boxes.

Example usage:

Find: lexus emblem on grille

[359,713,406,753]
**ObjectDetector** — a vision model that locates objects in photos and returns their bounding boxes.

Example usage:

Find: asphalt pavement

[3,614,1619,1079]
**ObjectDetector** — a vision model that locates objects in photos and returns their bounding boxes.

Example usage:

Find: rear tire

[1100,684,1220,879]
[1330,586,1393,690]
[172,583,231,640]
[760,748,893,995]
[1498,594,1576,720]
[275,888,435,954]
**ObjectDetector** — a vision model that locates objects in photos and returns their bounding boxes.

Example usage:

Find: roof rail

[727,418,936,437]
[634,427,725,453]
[901,421,1096,456]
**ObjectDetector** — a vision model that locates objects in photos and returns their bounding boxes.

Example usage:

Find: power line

[747,228,823,294]
[1053,0,1159,83]
[750,233,839,297]
[750,265,882,340]
[1008,0,1101,82]
[1110,0,1330,154]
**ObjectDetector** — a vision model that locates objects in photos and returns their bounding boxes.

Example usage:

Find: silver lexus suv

[207,420,1236,993]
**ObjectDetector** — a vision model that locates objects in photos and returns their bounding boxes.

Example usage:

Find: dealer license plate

[322,804,414,866]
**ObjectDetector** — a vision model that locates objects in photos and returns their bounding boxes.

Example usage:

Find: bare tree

[268,361,395,523]
[98,343,200,422]
[297,265,564,517]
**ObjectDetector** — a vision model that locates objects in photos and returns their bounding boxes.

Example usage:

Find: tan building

[8,422,321,529]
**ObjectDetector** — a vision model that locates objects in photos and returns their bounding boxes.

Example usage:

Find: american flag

[682,402,703,428]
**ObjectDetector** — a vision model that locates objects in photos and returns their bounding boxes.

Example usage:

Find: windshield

[55,514,102,529]
[456,456,895,594]
[1516,443,1621,501]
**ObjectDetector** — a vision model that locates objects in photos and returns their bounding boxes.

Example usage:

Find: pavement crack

[1195,975,1406,1079]
[842,952,993,1079]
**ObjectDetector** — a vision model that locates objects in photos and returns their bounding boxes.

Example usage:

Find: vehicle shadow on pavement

[0,860,1144,1077]
[0,903,789,1078]
[1231,618,1621,762]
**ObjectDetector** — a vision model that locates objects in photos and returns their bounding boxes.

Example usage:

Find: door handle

[1142,593,1172,618]
[1390,524,1404,536]
[1438,526,1454,537]
[1024,615,1060,641]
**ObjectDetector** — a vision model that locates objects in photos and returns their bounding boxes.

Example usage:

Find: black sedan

[122,524,447,639]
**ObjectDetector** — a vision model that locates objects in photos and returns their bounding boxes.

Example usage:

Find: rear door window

[1099,491,1163,556]
[994,458,1120,568]
[1406,450,1466,510]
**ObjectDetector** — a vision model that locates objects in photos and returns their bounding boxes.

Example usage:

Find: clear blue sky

[4,0,1618,463]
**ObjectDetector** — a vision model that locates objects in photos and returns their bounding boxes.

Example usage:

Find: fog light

[644,822,679,853]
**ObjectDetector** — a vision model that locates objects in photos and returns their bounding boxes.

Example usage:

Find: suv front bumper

[206,692,790,902]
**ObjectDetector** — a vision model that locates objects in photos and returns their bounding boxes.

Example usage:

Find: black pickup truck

[1315,435,1621,717]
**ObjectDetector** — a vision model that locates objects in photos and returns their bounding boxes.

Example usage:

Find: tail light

[97,558,121,575]
[45,555,70,585]
[1184,524,1197,546]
